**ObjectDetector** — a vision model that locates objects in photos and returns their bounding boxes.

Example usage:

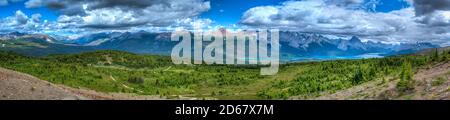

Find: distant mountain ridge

[278,31,438,61]
[0,31,440,61]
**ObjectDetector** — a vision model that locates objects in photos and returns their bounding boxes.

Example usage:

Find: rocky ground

[307,61,450,100]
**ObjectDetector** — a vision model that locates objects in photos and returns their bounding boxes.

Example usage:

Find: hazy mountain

[278,31,438,61]
[0,32,96,56]
[0,31,440,61]
[94,31,175,55]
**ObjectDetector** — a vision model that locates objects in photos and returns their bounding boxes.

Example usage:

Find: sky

[0,0,449,45]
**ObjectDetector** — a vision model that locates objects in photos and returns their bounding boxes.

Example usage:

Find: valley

[0,31,438,60]
[1,47,448,100]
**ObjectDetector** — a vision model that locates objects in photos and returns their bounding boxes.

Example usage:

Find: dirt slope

[410,61,450,100]
[309,61,450,100]
[0,67,86,100]
[0,67,176,100]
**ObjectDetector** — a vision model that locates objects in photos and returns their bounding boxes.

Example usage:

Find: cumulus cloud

[26,0,87,16]
[0,0,212,35]
[239,0,450,43]
[240,1,403,36]
[174,18,213,30]
[24,0,211,28]
[0,10,53,33]
[416,10,450,27]
[31,13,41,23]
[412,0,450,27]
[14,10,29,25]
[326,0,364,8]
[26,0,167,10]
[80,8,147,28]
[326,0,381,11]
[413,0,450,16]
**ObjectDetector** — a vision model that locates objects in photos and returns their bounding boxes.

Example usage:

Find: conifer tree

[397,61,414,92]
[433,48,439,61]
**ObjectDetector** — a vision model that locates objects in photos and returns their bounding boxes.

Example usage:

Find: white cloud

[24,0,44,8]
[0,10,53,33]
[413,0,450,16]
[240,1,401,35]
[24,0,211,28]
[174,18,213,30]
[31,13,41,23]
[240,6,279,26]
[0,0,213,34]
[57,15,82,23]
[412,0,450,27]
[239,0,450,43]
[81,7,145,28]
[14,10,29,25]
[326,0,364,8]
[417,10,450,26]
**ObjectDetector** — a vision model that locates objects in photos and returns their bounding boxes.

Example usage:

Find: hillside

[414,46,450,55]
[307,61,450,100]
[296,47,450,100]
[0,48,449,100]
[0,66,177,100]
[0,67,84,100]
[0,35,97,56]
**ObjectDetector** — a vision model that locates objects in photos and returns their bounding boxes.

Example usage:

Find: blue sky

[0,0,449,45]
[374,0,410,12]
[0,1,57,21]
[200,0,288,26]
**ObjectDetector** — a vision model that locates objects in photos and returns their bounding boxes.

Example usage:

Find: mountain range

[278,31,438,61]
[0,31,439,61]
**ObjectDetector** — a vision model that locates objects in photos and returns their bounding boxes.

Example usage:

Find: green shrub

[352,68,365,85]
[432,77,447,86]
[397,61,414,92]
[128,77,145,84]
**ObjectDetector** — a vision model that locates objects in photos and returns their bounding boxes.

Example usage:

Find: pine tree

[442,50,449,61]
[397,61,414,92]
[352,68,365,85]
[433,48,439,61]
